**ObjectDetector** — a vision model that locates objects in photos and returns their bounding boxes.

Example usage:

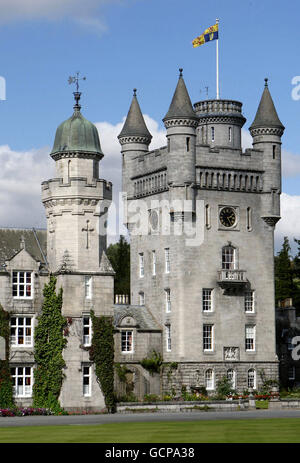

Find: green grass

[1,418,300,443]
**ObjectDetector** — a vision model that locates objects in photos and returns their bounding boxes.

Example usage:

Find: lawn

[1,418,300,443]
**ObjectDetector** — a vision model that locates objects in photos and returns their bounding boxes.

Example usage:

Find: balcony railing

[217,269,247,288]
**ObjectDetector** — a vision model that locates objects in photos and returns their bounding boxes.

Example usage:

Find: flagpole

[216,18,220,100]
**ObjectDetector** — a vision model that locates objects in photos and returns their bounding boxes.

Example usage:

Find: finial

[179,68,183,77]
[133,88,137,96]
[264,77,269,87]
[68,72,86,111]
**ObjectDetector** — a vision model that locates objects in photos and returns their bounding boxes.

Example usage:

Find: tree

[0,305,13,408]
[274,237,295,305]
[33,275,67,412]
[106,235,130,299]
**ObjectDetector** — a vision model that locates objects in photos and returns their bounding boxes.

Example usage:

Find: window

[245,291,255,313]
[166,325,171,352]
[85,276,92,299]
[222,246,236,270]
[121,330,133,353]
[165,248,170,274]
[205,204,211,229]
[10,366,33,397]
[229,127,232,142]
[205,369,214,390]
[247,207,252,231]
[83,364,91,396]
[139,253,144,278]
[152,251,156,276]
[227,369,236,389]
[139,292,145,306]
[10,317,33,346]
[12,271,33,299]
[245,325,256,351]
[203,324,213,351]
[288,366,296,381]
[83,316,92,346]
[273,145,276,159]
[247,369,256,389]
[165,289,171,313]
[186,137,190,152]
[211,127,215,142]
[202,289,213,312]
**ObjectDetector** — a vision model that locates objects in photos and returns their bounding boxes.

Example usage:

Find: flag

[192,23,219,48]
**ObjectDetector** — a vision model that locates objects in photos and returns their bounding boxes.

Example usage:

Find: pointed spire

[118,89,152,143]
[163,68,198,122]
[250,78,284,132]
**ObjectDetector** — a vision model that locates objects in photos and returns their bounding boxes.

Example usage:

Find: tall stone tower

[42,90,115,409]
[120,70,284,394]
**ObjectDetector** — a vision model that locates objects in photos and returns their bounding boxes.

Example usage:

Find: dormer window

[12,271,33,299]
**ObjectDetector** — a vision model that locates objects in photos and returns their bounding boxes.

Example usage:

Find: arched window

[247,369,256,389]
[222,246,236,270]
[227,369,236,389]
[205,369,214,390]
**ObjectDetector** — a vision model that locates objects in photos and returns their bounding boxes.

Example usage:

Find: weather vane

[68,72,86,92]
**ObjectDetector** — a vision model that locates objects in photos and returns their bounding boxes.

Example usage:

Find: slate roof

[0,228,47,268]
[118,90,152,141]
[163,72,199,122]
[250,79,284,131]
[114,304,161,331]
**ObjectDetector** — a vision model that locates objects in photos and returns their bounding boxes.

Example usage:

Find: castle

[0,70,284,410]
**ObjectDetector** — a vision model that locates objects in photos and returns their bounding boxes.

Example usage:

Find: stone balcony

[217,269,247,288]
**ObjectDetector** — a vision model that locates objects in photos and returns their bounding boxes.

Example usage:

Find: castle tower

[249,78,285,222]
[41,89,115,410]
[120,70,283,396]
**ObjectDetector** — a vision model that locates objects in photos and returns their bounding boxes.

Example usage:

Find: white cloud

[275,193,300,255]
[0,0,124,32]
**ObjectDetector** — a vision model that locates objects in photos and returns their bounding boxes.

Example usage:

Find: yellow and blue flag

[192,23,219,48]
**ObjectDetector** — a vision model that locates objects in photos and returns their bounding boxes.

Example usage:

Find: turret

[118,89,152,194]
[249,78,285,220]
[163,69,199,189]
[194,99,246,150]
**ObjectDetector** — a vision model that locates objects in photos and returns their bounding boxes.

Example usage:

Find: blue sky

[0,0,299,253]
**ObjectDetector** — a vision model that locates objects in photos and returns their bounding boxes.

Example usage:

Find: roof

[0,228,47,268]
[250,79,284,131]
[163,71,199,122]
[114,305,161,331]
[51,104,103,156]
[118,90,152,141]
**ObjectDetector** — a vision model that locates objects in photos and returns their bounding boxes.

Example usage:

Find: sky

[0,0,299,254]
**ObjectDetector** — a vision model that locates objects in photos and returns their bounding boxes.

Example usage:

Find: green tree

[0,305,13,408]
[275,237,295,305]
[107,235,130,299]
[33,275,67,412]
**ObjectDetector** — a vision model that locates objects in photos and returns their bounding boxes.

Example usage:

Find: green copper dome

[51,93,103,156]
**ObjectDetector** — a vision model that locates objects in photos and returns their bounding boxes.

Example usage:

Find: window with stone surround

[83,364,91,397]
[165,289,171,313]
[121,330,133,353]
[139,253,144,278]
[245,325,256,351]
[222,246,236,270]
[152,251,156,276]
[139,291,145,306]
[245,291,255,313]
[85,276,92,299]
[203,324,214,351]
[12,271,33,299]
[202,289,213,312]
[10,366,33,397]
[211,127,215,142]
[82,316,92,346]
[165,248,170,274]
[166,325,171,352]
[10,316,33,347]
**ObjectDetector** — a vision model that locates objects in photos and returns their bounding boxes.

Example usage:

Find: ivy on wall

[0,305,13,408]
[32,275,67,413]
[89,310,115,413]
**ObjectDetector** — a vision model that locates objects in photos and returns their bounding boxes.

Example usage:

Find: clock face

[219,207,236,228]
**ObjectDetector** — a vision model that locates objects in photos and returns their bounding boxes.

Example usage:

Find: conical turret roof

[163,69,198,122]
[249,79,284,131]
[118,89,152,142]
